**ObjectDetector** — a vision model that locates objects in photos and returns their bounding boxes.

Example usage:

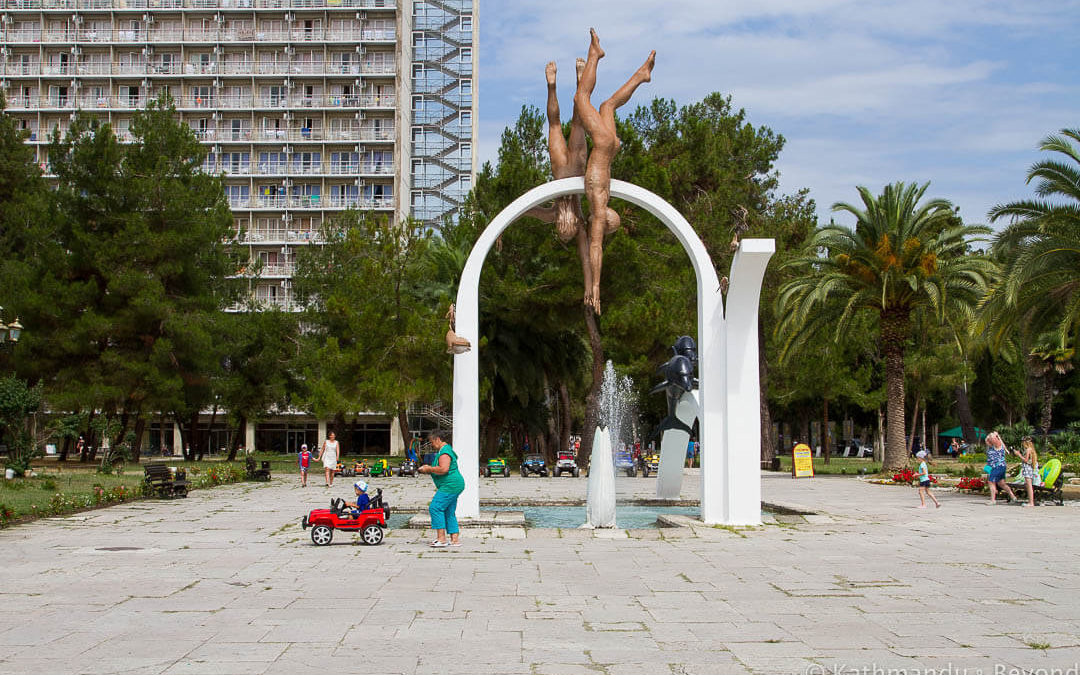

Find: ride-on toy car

[642,453,660,477]
[368,458,392,477]
[553,451,580,477]
[614,448,638,477]
[482,458,510,477]
[336,460,355,477]
[396,458,418,476]
[302,488,389,546]
[520,453,549,477]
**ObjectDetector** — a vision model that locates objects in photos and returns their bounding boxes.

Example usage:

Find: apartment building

[1,0,476,454]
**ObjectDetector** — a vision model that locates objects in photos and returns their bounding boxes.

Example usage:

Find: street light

[0,306,22,344]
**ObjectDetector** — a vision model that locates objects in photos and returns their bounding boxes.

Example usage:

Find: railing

[241,228,321,243]
[258,262,296,276]
[227,195,392,209]
[203,161,393,176]
[3,0,394,9]
[3,61,396,79]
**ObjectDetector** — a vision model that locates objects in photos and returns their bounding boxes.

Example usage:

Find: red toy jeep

[301,488,389,546]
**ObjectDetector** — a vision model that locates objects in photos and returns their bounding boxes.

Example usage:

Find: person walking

[418,429,464,548]
[984,431,1019,505]
[315,431,340,487]
[914,450,940,509]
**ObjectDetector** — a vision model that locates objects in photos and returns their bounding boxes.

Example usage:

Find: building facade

[1,0,476,453]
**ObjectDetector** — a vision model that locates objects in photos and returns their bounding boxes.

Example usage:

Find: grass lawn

[773,455,881,475]
[1,452,411,524]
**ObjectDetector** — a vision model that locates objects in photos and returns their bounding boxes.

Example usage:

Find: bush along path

[0,461,257,528]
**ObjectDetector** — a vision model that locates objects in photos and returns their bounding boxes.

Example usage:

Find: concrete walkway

[1,470,1078,674]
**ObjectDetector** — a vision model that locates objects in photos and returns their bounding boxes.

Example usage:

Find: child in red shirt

[298,444,311,487]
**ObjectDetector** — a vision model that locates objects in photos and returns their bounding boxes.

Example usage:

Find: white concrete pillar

[172,422,183,457]
[719,239,774,525]
[317,420,327,449]
[389,417,404,456]
[245,421,255,454]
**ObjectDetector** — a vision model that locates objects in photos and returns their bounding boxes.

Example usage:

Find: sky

[475,0,1080,227]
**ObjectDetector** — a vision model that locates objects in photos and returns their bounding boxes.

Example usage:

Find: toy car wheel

[553,468,560,477]
[544,469,550,477]
[503,467,510,477]
[643,467,650,477]
[485,467,491,477]
[361,524,384,545]
[311,524,333,546]
[521,467,527,477]
[573,468,580,478]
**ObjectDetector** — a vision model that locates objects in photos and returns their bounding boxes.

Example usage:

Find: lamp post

[0,306,22,346]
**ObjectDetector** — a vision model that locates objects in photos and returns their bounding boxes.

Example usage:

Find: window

[460,16,472,32]
[460,79,472,95]
[460,48,472,62]
[459,111,471,127]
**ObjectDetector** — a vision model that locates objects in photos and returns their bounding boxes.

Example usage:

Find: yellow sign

[792,443,814,478]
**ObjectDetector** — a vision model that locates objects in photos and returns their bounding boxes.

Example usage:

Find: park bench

[245,456,272,481]
[142,463,189,498]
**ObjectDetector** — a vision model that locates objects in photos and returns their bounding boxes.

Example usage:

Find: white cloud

[477,0,1080,224]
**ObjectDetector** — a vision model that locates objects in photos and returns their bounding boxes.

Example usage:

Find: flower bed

[956,476,986,492]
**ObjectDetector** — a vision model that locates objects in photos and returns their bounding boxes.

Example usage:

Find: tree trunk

[200,404,218,461]
[227,414,245,461]
[113,407,131,451]
[131,415,146,463]
[81,410,96,462]
[184,411,199,461]
[396,403,410,456]
[881,309,910,471]
[483,417,500,461]
[581,305,604,471]
[1040,374,1054,436]
[875,408,885,463]
[920,406,927,456]
[759,320,776,462]
[822,398,831,465]
[558,382,572,466]
[955,384,976,444]
[59,435,71,461]
[906,397,920,456]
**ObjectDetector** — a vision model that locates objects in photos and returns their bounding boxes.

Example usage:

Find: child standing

[298,444,311,487]
[915,450,940,509]
[1015,436,1039,508]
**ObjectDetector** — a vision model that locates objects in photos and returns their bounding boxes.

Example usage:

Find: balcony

[227,194,392,210]
[2,0,394,8]
[240,227,321,243]
[258,262,296,277]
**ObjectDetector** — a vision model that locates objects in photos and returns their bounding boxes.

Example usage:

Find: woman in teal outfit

[418,429,464,547]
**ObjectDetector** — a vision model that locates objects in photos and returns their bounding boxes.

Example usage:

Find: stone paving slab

[1,470,1079,674]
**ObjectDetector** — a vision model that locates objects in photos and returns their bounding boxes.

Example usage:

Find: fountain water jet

[584,426,615,528]
[584,361,637,528]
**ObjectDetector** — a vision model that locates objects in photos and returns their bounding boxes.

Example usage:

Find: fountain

[584,361,637,528]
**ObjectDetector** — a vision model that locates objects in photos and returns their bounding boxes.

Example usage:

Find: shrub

[39,478,56,491]
[997,421,1035,451]
[0,502,15,527]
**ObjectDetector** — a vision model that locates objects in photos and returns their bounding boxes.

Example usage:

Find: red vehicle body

[302,489,389,546]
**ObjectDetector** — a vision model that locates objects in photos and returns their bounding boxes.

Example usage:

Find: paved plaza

[1,468,1079,675]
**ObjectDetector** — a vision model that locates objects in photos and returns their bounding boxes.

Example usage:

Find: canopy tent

[939,426,987,440]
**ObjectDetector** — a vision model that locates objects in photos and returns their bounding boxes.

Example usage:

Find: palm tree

[777,182,993,471]
[984,128,1080,347]
[1028,333,1075,436]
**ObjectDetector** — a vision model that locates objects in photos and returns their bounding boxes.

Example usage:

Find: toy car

[301,488,389,546]
[520,453,549,477]
[614,448,637,477]
[368,458,392,477]
[553,451,580,477]
[396,458,418,476]
[482,458,510,477]
[642,454,660,477]
[336,460,356,477]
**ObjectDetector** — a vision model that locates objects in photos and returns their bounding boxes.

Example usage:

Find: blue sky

[476,1,1080,226]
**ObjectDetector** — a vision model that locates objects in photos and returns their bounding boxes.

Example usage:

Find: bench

[245,457,272,481]
[143,463,189,498]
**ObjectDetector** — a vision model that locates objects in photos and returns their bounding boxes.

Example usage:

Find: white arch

[452,177,772,525]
